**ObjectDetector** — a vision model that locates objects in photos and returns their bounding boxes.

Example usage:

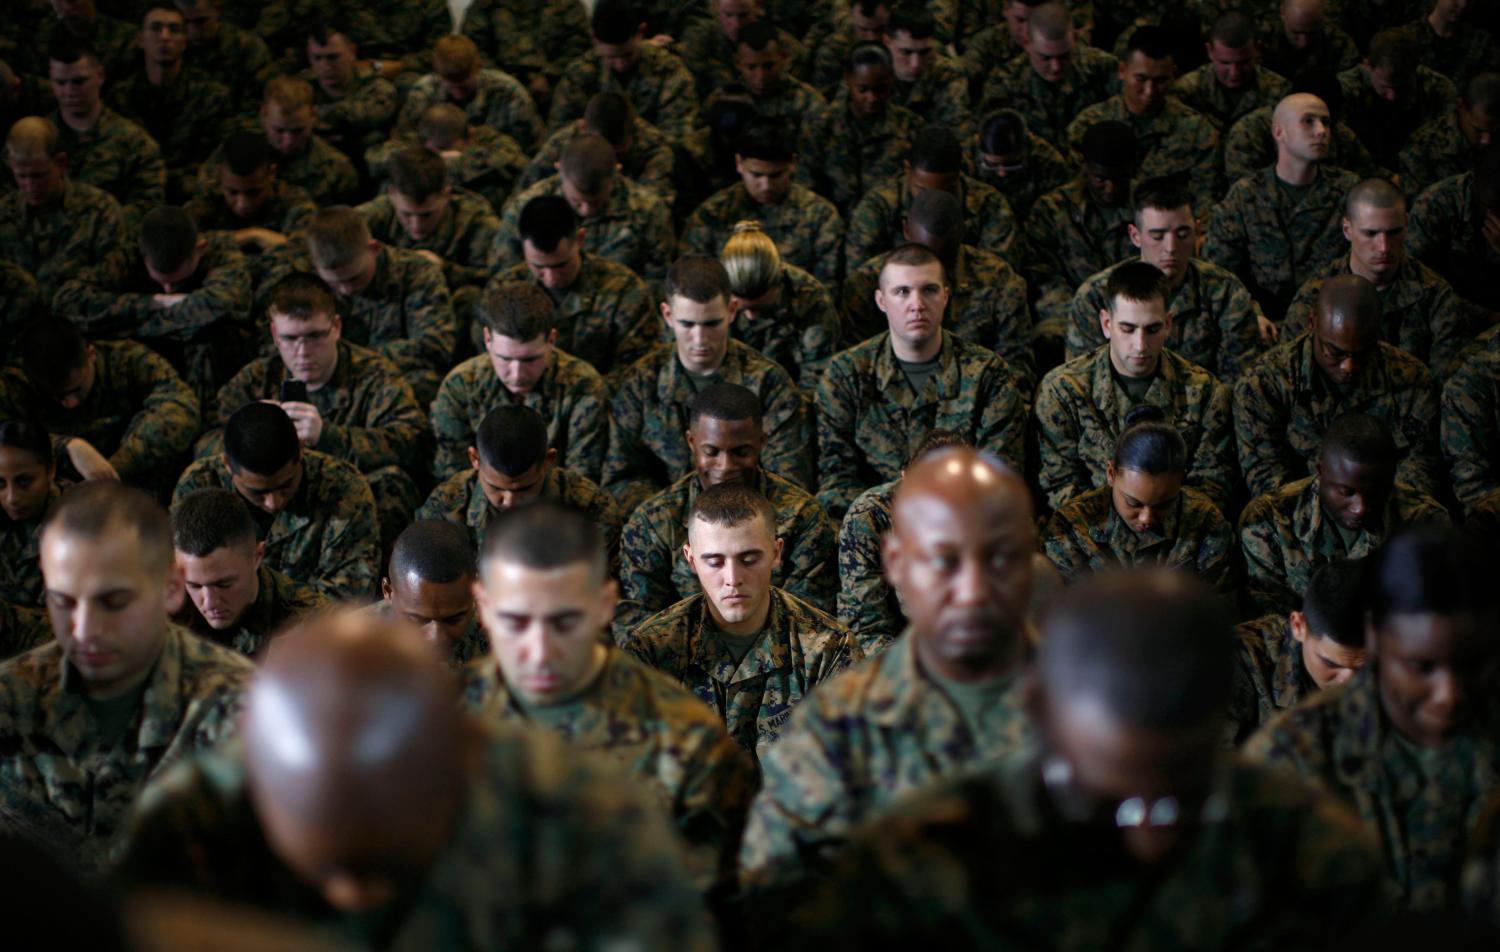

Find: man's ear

[1127,222,1142,249]
[467,445,480,471]
[381,577,394,601]
[682,541,695,571]
[1098,307,1112,338]
[253,540,266,569]
[1105,460,1116,486]
[1341,217,1352,242]
[659,300,673,328]
[880,529,900,585]
[1289,610,1308,644]
[771,535,785,570]
[599,577,620,622]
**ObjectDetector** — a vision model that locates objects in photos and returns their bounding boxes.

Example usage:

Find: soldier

[251,75,359,205]
[186,132,317,260]
[301,22,398,161]
[301,206,456,405]
[1230,558,1369,745]
[1036,260,1236,514]
[418,405,623,560]
[1025,120,1138,342]
[1204,92,1359,321]
[431,280,608,481]
[1043,404,1235,591]
[818,243,1028,519]
[740,448,1038,925]
[0,117,130,303]
[797,42,922,216]
[1240,413,1448,616]
[0,483,251,873]
[618,382,835,633]
[979,2,1118,149]
[1392,0,1500,86]
[54,205,253,406]
[622,483,859,764]
[1337,29,1458,170]
[172,402,380,601]
[357,145,500,322]
[403,103,528,212]
[681,118,845,288]
[171,487,325,659]
[1442,322,1500,513]
[396,34,544,154]
[548,0,700,142]
[1066,26,1221,208]
[1258,0,1360,80]
[521,93,676,206]
[1399,72,1499,198]
[604,256,814,510]
[1221,69,1383,186]
[495,132,676,281]
[47,35,166,227]
[970,107,1074,224]
[880,6,971,138]
[1245,526,1500,912]
[957,0,1034,93]
[732,21,829,142]
[1,319,200,489]
[676,0,804,100]
[363,519,487,667]
[174,0,272,108]
[798,568,1388,946]
[461,0,588,97]
[1170,10,1291,133]
[464,500,755,901]
[490,195,659,380]
[203,272,428,553]
[107,7,229,199]
[1067,176,1267,381]
[1284,178,1478,375]
[843,190,1034,383]
[845,124,1021,275]
[1407,145,1500,311]
[24,0,138,80]
[810,0,890,92]
[719,221,840,391]
[1234,275,1442,498]
[0,422,59,622]
[117,609,714,949]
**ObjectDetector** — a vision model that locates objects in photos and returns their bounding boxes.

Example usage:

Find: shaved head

[1272,92,1325,131]
[1316,273,1380,333]
[243,610,473,913]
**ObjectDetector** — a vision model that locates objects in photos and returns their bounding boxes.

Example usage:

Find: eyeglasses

[1041,754,1230,829]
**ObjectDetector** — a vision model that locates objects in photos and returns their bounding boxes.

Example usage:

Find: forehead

[669,293,730,319]
[523,237,574,261]
[266,105,314,123]
[390,190,446,211]
[271,309,334,330]
[180,544,253,578]
[479,557,597,601]
[889,31,934,46]
[43,523,153,583]
[49,58,97,76]
[1209,41,1253,59]
[1124,51,1172,72]
[848,63,892,83]
[144,10,185,28]
[879,261,944,287]
[894,484,1031,545]
[1320,449,1390,484]
[233,459,299,488]
[689,514,773,550]
[1315,311,1377,346]
[738,157,789,173]
[221,166,271,186]
[1377,611,1473,657]
[391,572,472,605]
[1138,204,1193,227]
[488,332,548,356]
[1348,200,1405,225]
[692,414,761,443]
[1109,295,1166,319]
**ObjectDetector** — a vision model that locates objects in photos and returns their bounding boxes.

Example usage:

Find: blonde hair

[263,75,314,112]
[433,35,481,78]
[720,221,782,300]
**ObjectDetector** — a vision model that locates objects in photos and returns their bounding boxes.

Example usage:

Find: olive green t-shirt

[926,666,1021,739]
[82,676,152,750]
[897,355,943,396]
[704,615,765,670]
[1111,365,1156,402]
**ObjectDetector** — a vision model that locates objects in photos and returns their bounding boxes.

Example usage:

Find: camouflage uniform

[1407,171,1500,310]
[0,179,130,302]
[107,68,231,195]
[796,94,923,216]
[1229,612,1318,746]
[397,68,546,154]
[1169,63,1292,133]
[0,260,46,347]
[118,726,715,950]
[461,0,590,82]
[0,625,250,873]
[1398,111,1475,199]
[416,465,623,558]
[1244,666,1500,912]
[25,12,137,82]
[738,632,1035,894]
[358,187,501,299]
[745,76,830,144]
[1441,324,1500,512]
[620,587,862,764]
[271,134,360,206]
[979,46,1119,149]
[1203,165,1360,320]
[1283,253,1479,376]
[462,648,756,895]
[185,179,318,240]
[834,479,901,657]
[178,564,326,659]
[724,263,841,392]
[808,19,859,93]
[1065,257,1266,381]
[1337,64,1457,169]
[1391,16,1500,85]
[429,348,609,481]
[1042,485,1235,591]
[890,55,973,141]
[0,599,49,663]
[0,484,56,610]
[1065,96,1222,208]
[1238,475,1450,617]
[0,340,201,488]
[491,255,659,382]
[957,21,1020,91]
[844,172,1021,274]
[841,246,1035,385]
[795,750,1389,946]
[603,339,815,511]
[1025,178,1137,336]
[676,21,806,100]
[172,450,381,601]
[494,173,676,281]
[816,330,1029,518]
[356,596,489,668]
[183,19,274,110]
[1258,18,1361,80]
[305,66,399,159]
[1232,332,1442,499]
[204,339,429,540]
[1222,105,1382,186]
[522,117,677,207]
[1035,345,1236,513]
[366,127,527,215]
[548,43,701,142]
[616,467,837,633]
[53,107,166,228]
[681,182,845,289]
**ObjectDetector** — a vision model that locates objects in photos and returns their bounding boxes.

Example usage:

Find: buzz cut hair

[1345,177,1405,217]
[517,194,580,253]
[388,145,449,202]
[1319,413,1397,468]
[172,487,257,557]
[1104,260,1167,311]
[664,255,732,305]
[475,404,549,476]
[476,280,556,340]
[263,75,315,112]
[879,242,945,284]
[44,482,174,574]
[265,271,338,323]
[689,382,763,427]
[221,129,273,176]
[1132,175,1194,224]
[1209,10,1256,49]
[480,499,609,585]
[389,520,476,585]
[137,206,199,274]
[305,206,372,270]
[689,482,776,537]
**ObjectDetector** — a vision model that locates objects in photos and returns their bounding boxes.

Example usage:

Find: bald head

[892,447,1032,525]
[1316,274,1380,331]
[244,610,470,912]
[1310,274,1382,385]
[1272,92,1326,130]
[5,116,62,162]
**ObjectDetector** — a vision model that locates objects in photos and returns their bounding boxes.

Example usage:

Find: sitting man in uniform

[185,131,317,259]
[361,519,488,668]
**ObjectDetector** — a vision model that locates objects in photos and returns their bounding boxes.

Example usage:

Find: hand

[414,249,445,267]
[279,400,324,447]
[1256,314,1280,344]
[646,33,675,47]
[67,439,120,482]
[151,293,188,309]
[376,59,406,78]
[234,227,287,251]
[439,149,463,160]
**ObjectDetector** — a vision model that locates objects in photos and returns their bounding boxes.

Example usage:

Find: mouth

[75,648,118,668]
[523,673,561,694]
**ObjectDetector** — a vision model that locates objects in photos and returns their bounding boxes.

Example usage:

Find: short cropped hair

[885,5,936,40]
[584,92,634,144]
[305,206,372,270]
[908,428,970,466]
[689,382,763,427]
[265,271,338,322]
[220,130,273,176]
[591,0,641,45]
[263,75,315,112]
[432,34,481,78]
[1345,177,1405,217]
[517,194,580,252]
[664,256,732,305]
[689,483,775,537]
[480,499,608,584]
[1209,10,1255,49]
[388,145,449,201]
[734,116,796,163]
[172,488,257,556]
[47,34,100,68]
[476,280,555,339]
[223,402,301,476]
[417,103,467,146]
[1133,175,1194,223]
[475,405,548,475]
[1104,260,1167,310]
[44,482,174,573]
[1320,413,1397,468]
[389,520,475,584]
[137,206,199,273]
[558,133,617,193]
[880,242,944,280]
[908,125,962,174]
[1302,559,1366,648]
[21,317,89,386]
[736,20,780,52]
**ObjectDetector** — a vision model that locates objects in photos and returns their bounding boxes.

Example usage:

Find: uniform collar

[687,589,796,686]
[51,624,193,755]
[863,628,1031,729]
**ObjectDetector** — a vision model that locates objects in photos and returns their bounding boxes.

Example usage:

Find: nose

[70,602,98,644]
[419,621,442,645]
[262,492,289,513]
[1428,670,1460,720]
[950,557,989,606]
[1346,496,1365,518]
[60,394,81,410]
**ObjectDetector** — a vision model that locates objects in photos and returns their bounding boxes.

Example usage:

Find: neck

[1275,153,1318,186]
[1158,259,1189,291]
[60,100,103,131]
[145,57,182,86]
[525,643,608,707]
[891,327,943,363]
[915,628,1024,684]
[1348,251,1397,288]
[710,592,772,638]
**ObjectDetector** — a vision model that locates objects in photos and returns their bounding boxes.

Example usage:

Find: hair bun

[1123,403,1167,428]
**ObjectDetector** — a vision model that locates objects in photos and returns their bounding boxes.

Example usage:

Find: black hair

[885,5,936,40]
[475,405,548,476]
[1079,120,1137,167]
[847,40,893,74]
[908,427,969,466]
[137,206,199,273]
[1103,260,1167,309]
[389,519,476,584]
[517,194,580,253]
[223,402,301,476]
[46,34,99,67]
[1319,413,1397,468]
[591,0,639,44]
[20,318,88,389]
[1301,559,1366,649]
[908,124,962,174]
[584,92,634,143]
[1366,526,1496,630]
[1123,24,1174,61]
[1133,175,1194,220]
[480,499,607,583]
[0,420,54,470]
[689,382,763,427]
[664,255,732,305]
[1113,405,1187,475]
[734,116,796,163]
[736,20,780,52]
[980,109,1028,156]
[221,129,271,177]
[171,487,257,556]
